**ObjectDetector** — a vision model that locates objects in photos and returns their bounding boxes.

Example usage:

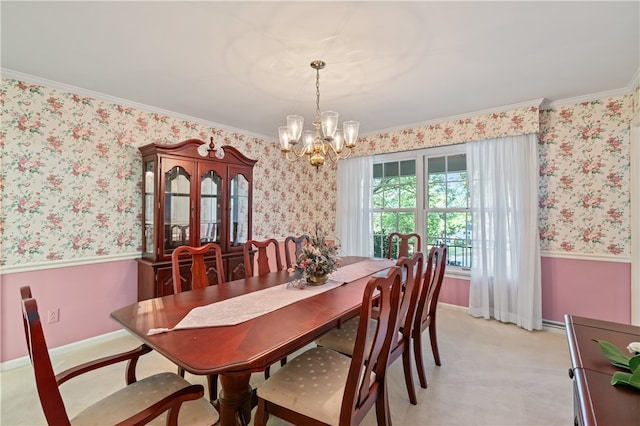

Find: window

[372,146,471,270]
[372,159,416,258]
[425,153,471,268]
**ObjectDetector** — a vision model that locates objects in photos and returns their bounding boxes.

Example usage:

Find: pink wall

[439,276,470,308]
[437,257,631,324]
[541,256,631,324]
[1,259,138,362]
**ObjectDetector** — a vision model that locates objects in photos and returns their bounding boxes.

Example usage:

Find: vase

[306,272,329,286]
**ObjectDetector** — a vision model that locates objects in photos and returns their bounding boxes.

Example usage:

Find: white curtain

[336,156,373,256]
[466,134,542,331]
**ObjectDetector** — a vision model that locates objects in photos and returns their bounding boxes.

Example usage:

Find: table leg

[218,373,253,426]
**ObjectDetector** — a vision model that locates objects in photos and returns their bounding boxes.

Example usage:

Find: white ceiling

[2,1,638,140]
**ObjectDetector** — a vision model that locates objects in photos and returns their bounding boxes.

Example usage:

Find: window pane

[373,163,383,179]
[426,212,445,240]
[384,186,399,209]
[398,212,415,234]
[448,154,466,172]
[400,160,415,176]
[428,157,445,173]
[372,183,384,208]
[384,162,399,177]
[380,212,398,234]
[399,176,416,208]
[447,180,468,208]
[428,181,446,208]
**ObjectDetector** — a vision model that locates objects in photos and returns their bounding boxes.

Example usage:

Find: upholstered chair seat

[71,372,218,425]
[257,347,360,425]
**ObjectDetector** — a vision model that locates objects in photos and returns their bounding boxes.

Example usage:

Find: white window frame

[373,144,471,278]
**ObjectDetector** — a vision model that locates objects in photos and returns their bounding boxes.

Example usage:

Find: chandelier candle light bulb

[279,60,359,169]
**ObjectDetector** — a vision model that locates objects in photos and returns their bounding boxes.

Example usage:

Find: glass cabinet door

[143,161,155,256]
[229,173,249,247]
[164,165,191,253]
[200,170,222,245]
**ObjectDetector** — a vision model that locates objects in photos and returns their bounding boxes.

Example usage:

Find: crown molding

[541,70,639,110]
[359,98,544,137]
[0,68,272,141]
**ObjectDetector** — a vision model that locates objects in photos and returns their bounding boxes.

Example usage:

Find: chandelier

[279,60,359,169]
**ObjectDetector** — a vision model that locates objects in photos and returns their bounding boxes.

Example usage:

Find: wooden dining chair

[254,266,403,426]
[284,234,310,269]
[171,242,225,293]
[243,238,286,378]
[315,252,425,405]
[171,243,224,401]
[243,238,284,277]
[413,244,447,389]
[387,232,421,259]
[19,286,219,426]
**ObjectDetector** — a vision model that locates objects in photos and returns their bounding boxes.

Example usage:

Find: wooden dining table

[110,256,392,426]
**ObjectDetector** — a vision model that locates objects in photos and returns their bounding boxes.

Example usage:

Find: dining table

[110,256,395,426]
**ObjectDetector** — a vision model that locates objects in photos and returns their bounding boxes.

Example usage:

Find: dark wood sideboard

[564,314,640,426]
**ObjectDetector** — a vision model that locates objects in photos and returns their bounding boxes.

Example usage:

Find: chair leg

[264,365,271,379]
[280,356,287,367]
[254,398,268,426]
[207,374,218,403]
[413,331,428,389]
[402,346,418,405]
[375,382,391,426]
[429,320,442,366]
[178,366,185,378]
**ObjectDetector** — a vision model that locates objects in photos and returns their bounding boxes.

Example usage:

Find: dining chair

[254,266,403,426]
[171,242,225,293]
[19,286,219,426]
[283,234,310,269]
[243,238,284,277]
[413,244,447,389]
[171,243,224,401]
[243,238,286,378]
[387,232,421,259]
[314,252,425,405]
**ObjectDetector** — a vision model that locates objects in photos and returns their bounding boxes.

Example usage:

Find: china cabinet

[137,138,257,300]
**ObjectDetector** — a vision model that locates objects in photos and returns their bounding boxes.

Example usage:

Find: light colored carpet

[0,305,573,425]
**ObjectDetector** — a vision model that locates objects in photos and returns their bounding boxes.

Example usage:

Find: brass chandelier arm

[282,147,309,161]
[324,143,354,162]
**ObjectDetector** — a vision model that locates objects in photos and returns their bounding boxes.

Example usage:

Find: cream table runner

[147,258,395,335]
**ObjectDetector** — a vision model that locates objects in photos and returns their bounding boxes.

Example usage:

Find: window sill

[444,266,471,280]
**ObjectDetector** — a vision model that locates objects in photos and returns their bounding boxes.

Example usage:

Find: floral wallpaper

[356,105,540,154]
[1,75,634,268]
[538,96,633,256]
[0,78,334,267]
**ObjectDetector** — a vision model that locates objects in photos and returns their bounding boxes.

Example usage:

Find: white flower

[627,342,640,354]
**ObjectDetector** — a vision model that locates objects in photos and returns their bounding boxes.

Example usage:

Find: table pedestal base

[218,373,253,426]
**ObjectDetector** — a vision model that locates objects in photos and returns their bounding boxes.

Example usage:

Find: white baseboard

[1,329,129,372]
[440,302,566,334]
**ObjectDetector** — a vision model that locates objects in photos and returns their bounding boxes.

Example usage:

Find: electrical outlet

[47,308,60,323]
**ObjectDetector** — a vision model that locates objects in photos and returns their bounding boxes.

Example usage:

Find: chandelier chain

[315,68,321,118]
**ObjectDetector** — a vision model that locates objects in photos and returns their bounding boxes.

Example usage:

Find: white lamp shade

[332,129,344,153]
[321,111,338,139]
[343,121,359,147]
[302,130,315,153]
[278,126,291,150]
[286,115,304,142]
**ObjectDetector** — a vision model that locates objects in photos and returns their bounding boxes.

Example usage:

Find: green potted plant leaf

[594,340,640,390]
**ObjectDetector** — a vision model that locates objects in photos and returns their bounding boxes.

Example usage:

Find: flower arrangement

[289,225,339,285]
